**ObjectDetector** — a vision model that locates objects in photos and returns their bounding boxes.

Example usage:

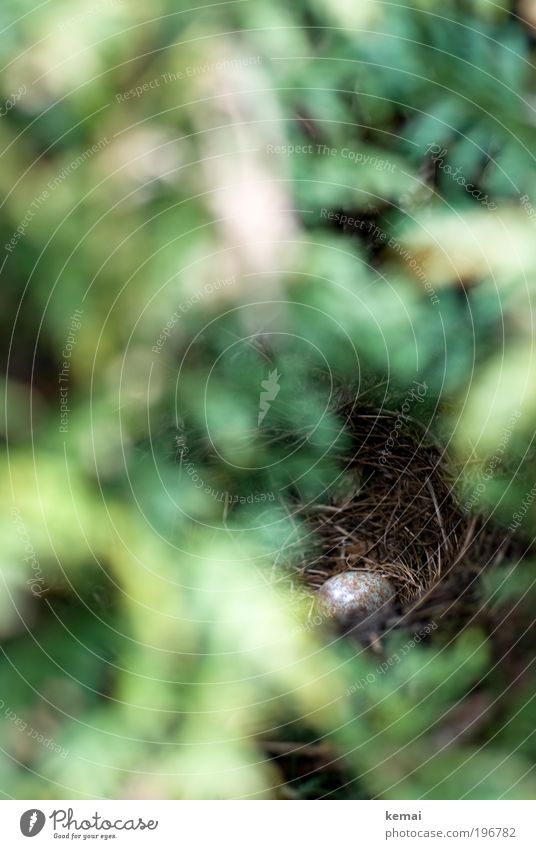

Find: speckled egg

[316,571,395,625]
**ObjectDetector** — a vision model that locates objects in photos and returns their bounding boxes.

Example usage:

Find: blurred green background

[2,0,536,799]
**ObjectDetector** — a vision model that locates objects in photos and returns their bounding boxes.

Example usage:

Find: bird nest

[297,405,468,604]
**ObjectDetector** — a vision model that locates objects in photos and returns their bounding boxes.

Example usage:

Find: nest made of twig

[297,405,468,603]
